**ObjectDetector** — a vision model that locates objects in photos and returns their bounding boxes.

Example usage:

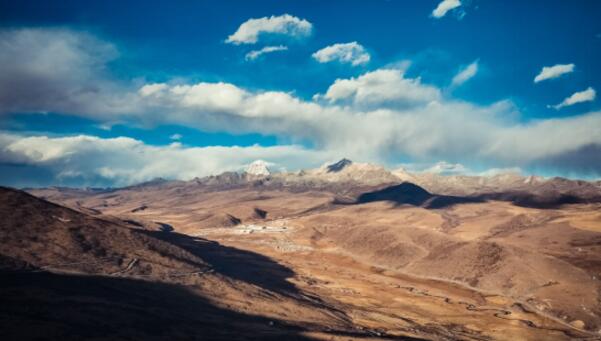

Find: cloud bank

[1,28,601,185]
[0,28,134,117]
[0,133,331,187]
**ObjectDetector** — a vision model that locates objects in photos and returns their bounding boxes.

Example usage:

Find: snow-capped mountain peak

[245,160,271,176]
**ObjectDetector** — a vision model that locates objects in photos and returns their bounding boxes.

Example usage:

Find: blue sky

[0,0,600,187]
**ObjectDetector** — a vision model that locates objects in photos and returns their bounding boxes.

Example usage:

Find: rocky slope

[0,186,209,278]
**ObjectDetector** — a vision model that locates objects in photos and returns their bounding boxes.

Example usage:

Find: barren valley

[1,160,599,340]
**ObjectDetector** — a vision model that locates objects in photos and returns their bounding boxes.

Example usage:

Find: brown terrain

[3,159,601,340]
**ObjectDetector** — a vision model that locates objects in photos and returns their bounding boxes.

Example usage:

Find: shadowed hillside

[0,187,430,340]
[0,271,315,341]
[355,182,483,209]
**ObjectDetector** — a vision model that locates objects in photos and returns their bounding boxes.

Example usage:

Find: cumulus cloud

[226,14,312,45]
[312,42,370,66]
[167,82,249,112]
[534,63,575,83]
[245,45,288,61]
[550,87,596,110]
[451,60,478,86]
[316,68,440,108]
[431,0,462,18]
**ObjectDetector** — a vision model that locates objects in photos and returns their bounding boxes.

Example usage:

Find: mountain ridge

[27,158,601,210]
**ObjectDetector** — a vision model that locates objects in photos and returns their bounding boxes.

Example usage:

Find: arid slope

[24,174,601,340]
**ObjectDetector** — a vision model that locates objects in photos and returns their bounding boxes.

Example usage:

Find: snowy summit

[245,160,271,176]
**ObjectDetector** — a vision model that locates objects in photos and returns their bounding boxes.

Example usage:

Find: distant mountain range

[27,158,601,210]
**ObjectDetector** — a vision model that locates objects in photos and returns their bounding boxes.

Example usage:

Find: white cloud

[423,161,469,174]
[476,167,523,177]
[318,68,441,107]
[550,87,596,110]
[431,0,462,18]
[2,28,601,184]
[139,83,168,97]
[312,42,370,66]
[226,14,312,45]
[451,60,478,86]
[105,77,601,177]
[245,45,288,61]
[168,82,249,112]
[169,133,182,141]
[534,63,575,83]
[0,133,332,187]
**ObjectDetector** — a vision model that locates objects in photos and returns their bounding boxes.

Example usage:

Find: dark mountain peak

[123,177,169,190]
[197,171,244,186]
[357,182,432,205]
[355,182,482,209]
[327,158,353,173]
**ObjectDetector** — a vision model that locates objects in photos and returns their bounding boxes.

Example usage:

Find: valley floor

[11,184,601,340]
[191,214,599,340]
